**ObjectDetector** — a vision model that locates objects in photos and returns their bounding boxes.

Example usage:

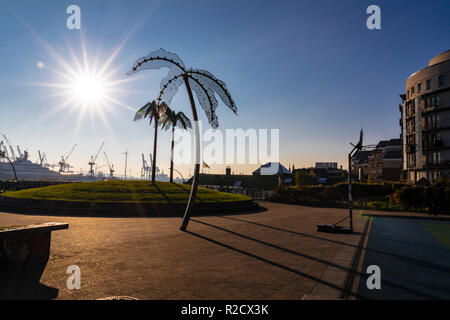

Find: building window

[431,152,441,165]
[424,95,439,108]
[425,113,440,130]
[438,75,446,87]
[432,95,439,106]
[411,87,415,95]
[426,79,432,90]
[418,83,422,93]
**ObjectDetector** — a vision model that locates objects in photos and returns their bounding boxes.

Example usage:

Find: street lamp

[317,129,363,233]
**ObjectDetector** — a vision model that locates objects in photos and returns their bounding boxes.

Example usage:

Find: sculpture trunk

[6,156,17,181]
[180,75,200,231]
[170,126,175,183]
[152,117,158,184]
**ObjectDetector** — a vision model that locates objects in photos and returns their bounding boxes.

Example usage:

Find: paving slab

[0,201,367,300]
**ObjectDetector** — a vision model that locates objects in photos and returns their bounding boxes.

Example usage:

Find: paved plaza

[1,202,369,299]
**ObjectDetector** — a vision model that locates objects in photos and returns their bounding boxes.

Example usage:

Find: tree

[295,170,316,187]
[134,100,168,184]
[128,48,237,231]
[161,106,192,183]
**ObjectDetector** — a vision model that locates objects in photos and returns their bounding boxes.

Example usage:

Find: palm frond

[133,102,152,121]
[188,69,237,114]
[176,112,192,129]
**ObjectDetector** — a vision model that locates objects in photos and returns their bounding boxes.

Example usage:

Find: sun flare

[73,74,105,103]
[22,33,140,134]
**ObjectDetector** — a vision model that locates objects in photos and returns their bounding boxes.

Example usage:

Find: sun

[21,33,142,134]
[73,74,105,103]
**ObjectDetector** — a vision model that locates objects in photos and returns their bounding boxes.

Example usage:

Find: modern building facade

[352,150,372,181]
[367,139,402,182]
[400,50,450,183]
[315,162,338,169]
[352,139,401,182]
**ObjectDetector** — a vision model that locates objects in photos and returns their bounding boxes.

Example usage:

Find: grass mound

[1,180,251,204]
[0,226,22,231]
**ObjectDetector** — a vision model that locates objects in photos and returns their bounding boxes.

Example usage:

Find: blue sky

[0,0,449,177]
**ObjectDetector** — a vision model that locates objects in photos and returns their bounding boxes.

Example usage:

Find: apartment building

[367,139,402,182]
[400,50,450,183]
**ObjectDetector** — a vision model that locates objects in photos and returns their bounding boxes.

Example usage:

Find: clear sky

[0,0,449,178]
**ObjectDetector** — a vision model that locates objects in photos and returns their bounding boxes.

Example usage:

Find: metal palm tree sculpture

[162,106,192,183]
[128,48,237,231]
[134,100,169,184]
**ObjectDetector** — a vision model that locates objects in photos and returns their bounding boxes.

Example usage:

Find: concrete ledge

[362,213,450,221]
[0,222,68,299]
[0,196,259,217]
[0,222,68,238]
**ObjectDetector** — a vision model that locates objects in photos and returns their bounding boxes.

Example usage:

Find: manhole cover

[97,296,139,300]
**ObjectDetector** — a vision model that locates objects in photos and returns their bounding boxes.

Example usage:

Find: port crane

[0,141,8,160]
[1,133,16,161]
[59,144,77,173]
[141,153,151,179]
[88,142,104,176]
[37,150,48,166]
[16,146,23,159]
[103,152,114,178]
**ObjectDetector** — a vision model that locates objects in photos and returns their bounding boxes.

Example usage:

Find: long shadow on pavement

[193,219,442,299]
[219,216,450,276]
[185,229,363,299]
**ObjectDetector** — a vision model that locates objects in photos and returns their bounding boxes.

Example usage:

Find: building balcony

[423,140,443,151]
[424,160,450,168]
[423,124,441,132]
[406,144,416,153]
[422,105,438,114]
[432,139,443,148]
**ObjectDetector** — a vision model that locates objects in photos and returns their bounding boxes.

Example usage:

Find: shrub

[295,170,316,186]
[394,185,425,211]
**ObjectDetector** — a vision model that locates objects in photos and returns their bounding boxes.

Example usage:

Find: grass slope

[0,226,22,231]
[2,180,251,204]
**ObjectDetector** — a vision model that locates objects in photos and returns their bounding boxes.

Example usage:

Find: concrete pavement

[357,217,450,299]
[0,201,367,300]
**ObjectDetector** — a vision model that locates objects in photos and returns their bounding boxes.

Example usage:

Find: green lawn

[421,222,450,249]
[1,180,251,204]
[0,225,22,231]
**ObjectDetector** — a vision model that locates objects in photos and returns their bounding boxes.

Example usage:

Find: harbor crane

[59,144,77,173]
[88,142,104,176]
[140,153,151,179]
[0,141,8,160]
[103,152,114,178]
[1,133,16,161]
[38,150,48,166]
[16,146,23,159]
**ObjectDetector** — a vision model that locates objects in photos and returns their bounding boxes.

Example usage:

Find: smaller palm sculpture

[134,100,168,184]
[162,106,192,183]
